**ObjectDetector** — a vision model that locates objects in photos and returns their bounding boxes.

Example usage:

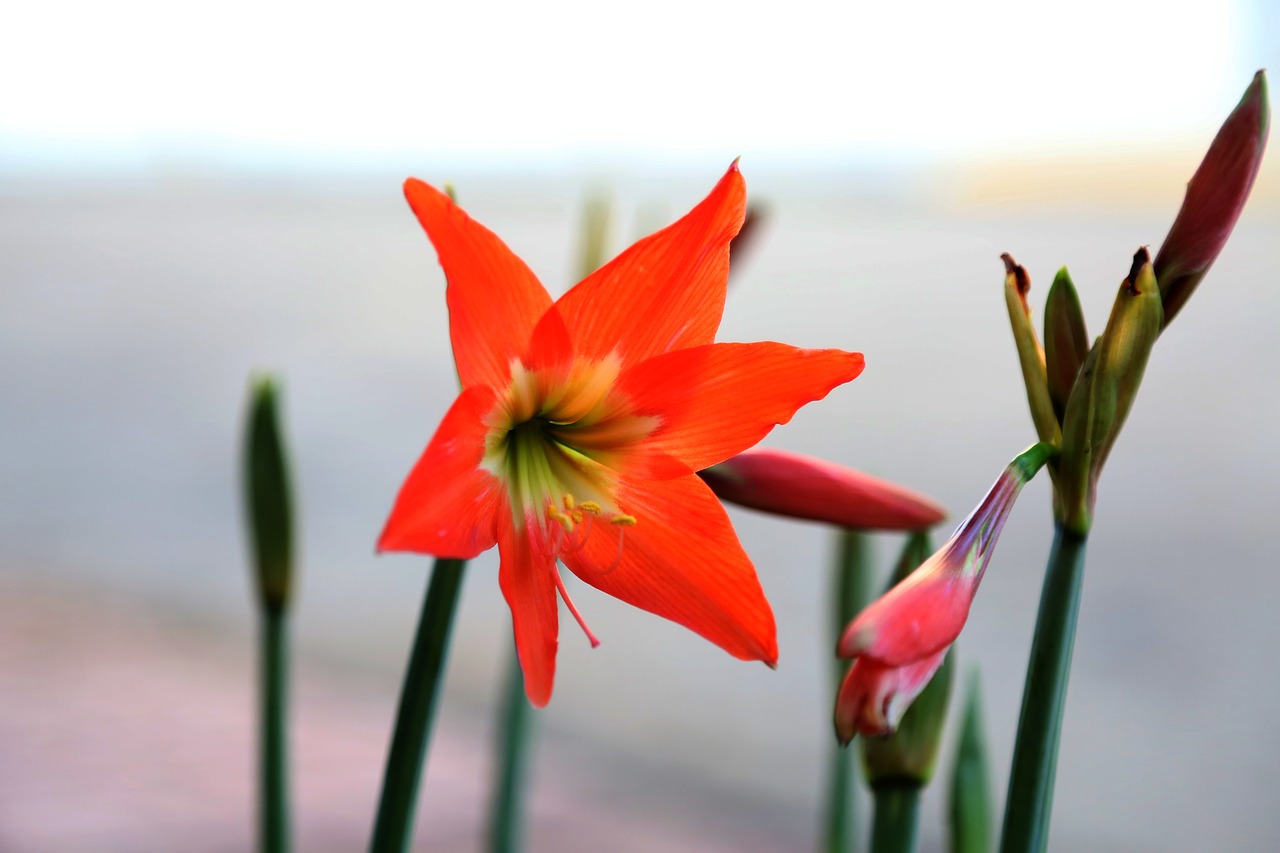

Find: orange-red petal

[497,518,559,707]
[377,386,502,558]
[617,342,864,473]
[403,179,552,390]
[560,474,777,664]
[552,163,746,365]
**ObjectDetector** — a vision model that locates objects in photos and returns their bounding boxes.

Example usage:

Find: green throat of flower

[482,356,655,550]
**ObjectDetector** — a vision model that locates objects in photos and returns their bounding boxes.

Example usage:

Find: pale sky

[0,0,1271,172]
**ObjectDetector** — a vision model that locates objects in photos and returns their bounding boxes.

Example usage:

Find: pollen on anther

[578,501,603,515]
[610,514,637,526]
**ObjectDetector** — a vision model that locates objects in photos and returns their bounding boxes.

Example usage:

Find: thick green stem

[487,648,539,853]
[260,608,290,853]
[371,558,468,853]
[825,530,875,853]
[870,782,921,853]
[999,526,1088,853]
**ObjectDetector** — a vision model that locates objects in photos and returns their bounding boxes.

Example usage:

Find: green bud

[1002,254,1061,448]
[1056,249,1163,533]
[949,669,993,853]
[1043,267,1089,424]
[1089,250,1164,474]
[860,532,955,786]
[244,375,295,613]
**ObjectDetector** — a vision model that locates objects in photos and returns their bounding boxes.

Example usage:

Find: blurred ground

[0,572,800,852]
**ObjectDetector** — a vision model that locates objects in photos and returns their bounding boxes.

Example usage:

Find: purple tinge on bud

[836,462,1027,668]
[1154,70,1270,328]
[698,448,946,531]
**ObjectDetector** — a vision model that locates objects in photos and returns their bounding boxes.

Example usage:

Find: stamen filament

[553,568,600,648]
[559,514,594,555]
[598,524,628,577]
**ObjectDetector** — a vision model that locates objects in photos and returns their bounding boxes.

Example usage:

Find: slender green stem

[260,608,290,853]
[870,782,921,853]
[825,530,875,853]
[371,558,468,853]
[999,526,1088,853]
[487,648,539,853]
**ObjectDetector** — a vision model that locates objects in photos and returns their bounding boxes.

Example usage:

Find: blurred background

[2,1,1278,850]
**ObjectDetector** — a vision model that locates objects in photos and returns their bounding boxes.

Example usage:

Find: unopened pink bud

[837,469,1022,666]
[1154,70,1269,328]
[837,443,1052,667]
[829,445,1053,741]
[699,448,946,531]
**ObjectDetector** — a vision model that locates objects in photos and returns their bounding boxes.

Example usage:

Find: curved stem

[999,526,1088,853]
[371,558,468,853]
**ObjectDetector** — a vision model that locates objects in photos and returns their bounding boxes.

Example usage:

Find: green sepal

[1001,254,1062,448]
[1042,267,1088,425]
[1055,250,1163,534]
[1089,252,1163,477]
[244,375,294,613]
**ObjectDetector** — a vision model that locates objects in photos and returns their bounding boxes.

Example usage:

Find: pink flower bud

[698,448,946,531]
[1154,70,1269,328]
[831,444,1052,739]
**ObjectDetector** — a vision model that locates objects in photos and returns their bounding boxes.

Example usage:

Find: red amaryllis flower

[379,164,865,706]
[833,445,1051,739]
[699,447,945,531]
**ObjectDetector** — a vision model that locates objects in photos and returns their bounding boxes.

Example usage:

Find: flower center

[482,354,656,648]
[483,354,656,549]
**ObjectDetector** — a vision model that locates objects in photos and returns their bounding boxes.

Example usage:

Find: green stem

[260,608,290,853]
[870,782,922,853]
[825,530,875,853]
[999,526,1088,853]
[487,648,539,853]
[371,558,468,853]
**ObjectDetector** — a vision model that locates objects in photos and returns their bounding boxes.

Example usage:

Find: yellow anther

[562,494,576,512]
[610,514,637,526]
[547,502,575,532]
[578,501,603,515]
